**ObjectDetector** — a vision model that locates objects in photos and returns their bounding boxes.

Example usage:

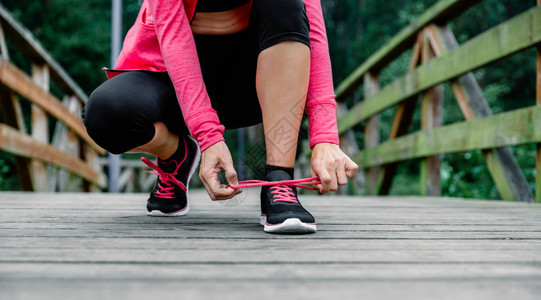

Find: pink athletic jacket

[108,0,338,152]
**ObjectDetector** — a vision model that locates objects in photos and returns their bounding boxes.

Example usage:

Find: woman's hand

[311,143,358,194]
[199,141,241,200]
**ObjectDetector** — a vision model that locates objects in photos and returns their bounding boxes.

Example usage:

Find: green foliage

[324,0,439,84]
[0,151,20,190]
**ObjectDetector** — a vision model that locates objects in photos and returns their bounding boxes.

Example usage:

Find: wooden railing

[0,4,106,192]
[299,0,541,202]
[4,0,539,200]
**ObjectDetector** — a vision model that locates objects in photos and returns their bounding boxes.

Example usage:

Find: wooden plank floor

[1,190,541,300]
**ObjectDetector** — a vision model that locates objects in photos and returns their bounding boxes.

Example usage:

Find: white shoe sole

[260,215,317,234]
[147,136,201,217]
[147,206,189,217]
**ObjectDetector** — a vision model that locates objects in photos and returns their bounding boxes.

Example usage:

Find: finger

[212,185,240,200]
[200,166,231,201]
[199,172,216,200]
[224,165,239,187]
[329,167,339,191]
[345,159,359,178]
[317,168,332,194]
[336,163,348,186]
[206,170,238,200]
[311,168,322,191]
[208,174,226,200]
[324,158,340,192]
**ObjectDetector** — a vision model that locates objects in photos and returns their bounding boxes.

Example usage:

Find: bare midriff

[190,1,253,35]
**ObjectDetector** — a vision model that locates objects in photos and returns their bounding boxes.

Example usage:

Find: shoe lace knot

[141,157,186,198]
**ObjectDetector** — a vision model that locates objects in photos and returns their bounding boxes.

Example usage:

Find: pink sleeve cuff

[185,108,225,151]
[305,97,339,149]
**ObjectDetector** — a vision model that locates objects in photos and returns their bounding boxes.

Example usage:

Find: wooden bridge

[1,191,540,299]
[1,0,541,298]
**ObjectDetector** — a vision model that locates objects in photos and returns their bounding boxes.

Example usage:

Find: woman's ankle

[265,164,294,179]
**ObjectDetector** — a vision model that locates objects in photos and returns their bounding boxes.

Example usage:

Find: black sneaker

[141,136,200,216]
[260,170,317,234]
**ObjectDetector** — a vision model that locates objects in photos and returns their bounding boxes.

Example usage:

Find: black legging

[83,0,310,154]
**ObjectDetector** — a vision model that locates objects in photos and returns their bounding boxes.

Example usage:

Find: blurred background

[0,0,535,200]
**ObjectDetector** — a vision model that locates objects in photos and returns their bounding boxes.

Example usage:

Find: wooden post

[420,28,442,196]
[66,96,83,191]
[48,95,68,191]
[31,64,50,191]
[377,32,423,195]
[0,88,33,190]
[363,72,380,195]
[427,24,534,202]
[48,95,84,191]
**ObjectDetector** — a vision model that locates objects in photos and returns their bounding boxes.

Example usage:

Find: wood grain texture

[0,60,104,154]
[353,105,541,169]
[0,190,540,299]
[364,73,380,195]
[0,124,106,187]
[30,64,50,191]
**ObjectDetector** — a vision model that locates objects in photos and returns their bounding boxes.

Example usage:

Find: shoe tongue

[265,170,292,182]
[158,159,178,173]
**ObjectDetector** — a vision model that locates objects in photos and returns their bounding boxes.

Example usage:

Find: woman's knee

[83,73,161,154]
[252,0,310,52]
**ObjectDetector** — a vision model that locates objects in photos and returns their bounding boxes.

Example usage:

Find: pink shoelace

[141,157,186,198]
[140,139,188,198]
[228,177,321,203]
